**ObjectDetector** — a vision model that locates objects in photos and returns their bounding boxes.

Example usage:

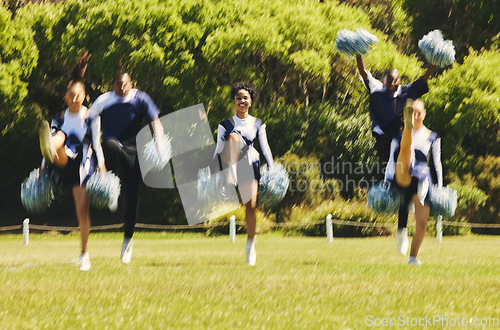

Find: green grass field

[0,232,498,328]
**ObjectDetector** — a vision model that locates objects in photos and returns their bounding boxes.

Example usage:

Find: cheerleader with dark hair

[38,51,97,271]
[356,55,435,255]
[213,82,275,266]
[89,72,166,264]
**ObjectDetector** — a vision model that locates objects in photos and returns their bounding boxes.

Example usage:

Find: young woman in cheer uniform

[213,82,274,266]
[39,52,96,271]
[384,99,443,265]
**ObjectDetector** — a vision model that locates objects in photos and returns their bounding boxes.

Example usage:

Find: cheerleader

[89,72,165,264]
[384,99,443,265]
[38,52,95,271]
[213,82,274,266]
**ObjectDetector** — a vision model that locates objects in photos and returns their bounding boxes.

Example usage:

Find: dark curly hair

[230,82,257,102]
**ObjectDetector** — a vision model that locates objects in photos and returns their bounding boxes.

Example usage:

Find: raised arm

[356,55,369,82]
[421,64,436,82]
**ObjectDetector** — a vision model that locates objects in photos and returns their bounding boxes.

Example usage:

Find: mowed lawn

[0,232,498,328]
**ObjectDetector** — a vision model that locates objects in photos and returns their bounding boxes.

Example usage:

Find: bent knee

[228,132,240,141]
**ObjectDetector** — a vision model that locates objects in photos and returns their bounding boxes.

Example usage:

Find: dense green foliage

[0,0,497,233]
[0,3,37,134]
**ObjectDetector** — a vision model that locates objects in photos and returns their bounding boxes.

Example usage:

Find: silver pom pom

[258,163,290,208]
[143,134,172,173]
[86,171,121,210]
[367,182,400,214]
[335,28,379,58]
[20,168,55,214]
[430,185,457,218]
[197,167,224,202]
[418,30,455,67]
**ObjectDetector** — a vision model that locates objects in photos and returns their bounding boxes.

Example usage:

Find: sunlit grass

[0,233,498,328]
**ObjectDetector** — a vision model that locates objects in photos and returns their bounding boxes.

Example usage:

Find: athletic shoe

[246,239,256,266]
[78,252,91,271]
[396,228,409,256]
[408,256,421,266]
[39,121,56,164]
[403,99,414,130]
[121,238,133,264]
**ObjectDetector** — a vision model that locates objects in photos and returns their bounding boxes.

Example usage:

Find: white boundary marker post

[436,215,443,243]
[23,218,29,246]
[326,214,333,243]
[229,215,236,243]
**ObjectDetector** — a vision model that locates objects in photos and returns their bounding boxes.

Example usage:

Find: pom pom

[367,182,400,213]
[143,134,172,172]
[86,171,121,210]
[430,185,457,218]
[335,28,379,58]
[418,30,455,67]
[258,163,290,209]
[197,167,224,202]
[20,168,55,214]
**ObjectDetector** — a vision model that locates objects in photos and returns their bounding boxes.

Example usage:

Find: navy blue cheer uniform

[213,115,274,185]
[361,71,429,163]
[90,89,160,238]
[45,107,96,187]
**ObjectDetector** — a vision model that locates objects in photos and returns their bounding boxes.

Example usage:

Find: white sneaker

[396,228,409,256]
[408,256,421,266]
[78,252,91,271]
[121,238,133,264]
[246,239,256,266]
[39,121,56,164]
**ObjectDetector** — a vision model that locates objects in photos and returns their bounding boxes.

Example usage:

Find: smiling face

[233,89,252,117]
[113,73,132,97]
[65,82,85,112]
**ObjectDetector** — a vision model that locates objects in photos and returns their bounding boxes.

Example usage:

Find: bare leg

[52,131,68,168]
[72,186,91,254]
[221,133,242,165]
[409,195,430,257]
[244,179,259,240]
[394,100,414,188]
[221,133,242,185]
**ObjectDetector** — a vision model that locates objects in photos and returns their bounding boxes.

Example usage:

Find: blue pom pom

[143,134,172,172]
[367,183,400,213]
[258,163,290,208]
[20,168,55,214]
[418,30,455,67]
[86,171,121,210]
[430,185,457,218]
[335,28,378,58]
